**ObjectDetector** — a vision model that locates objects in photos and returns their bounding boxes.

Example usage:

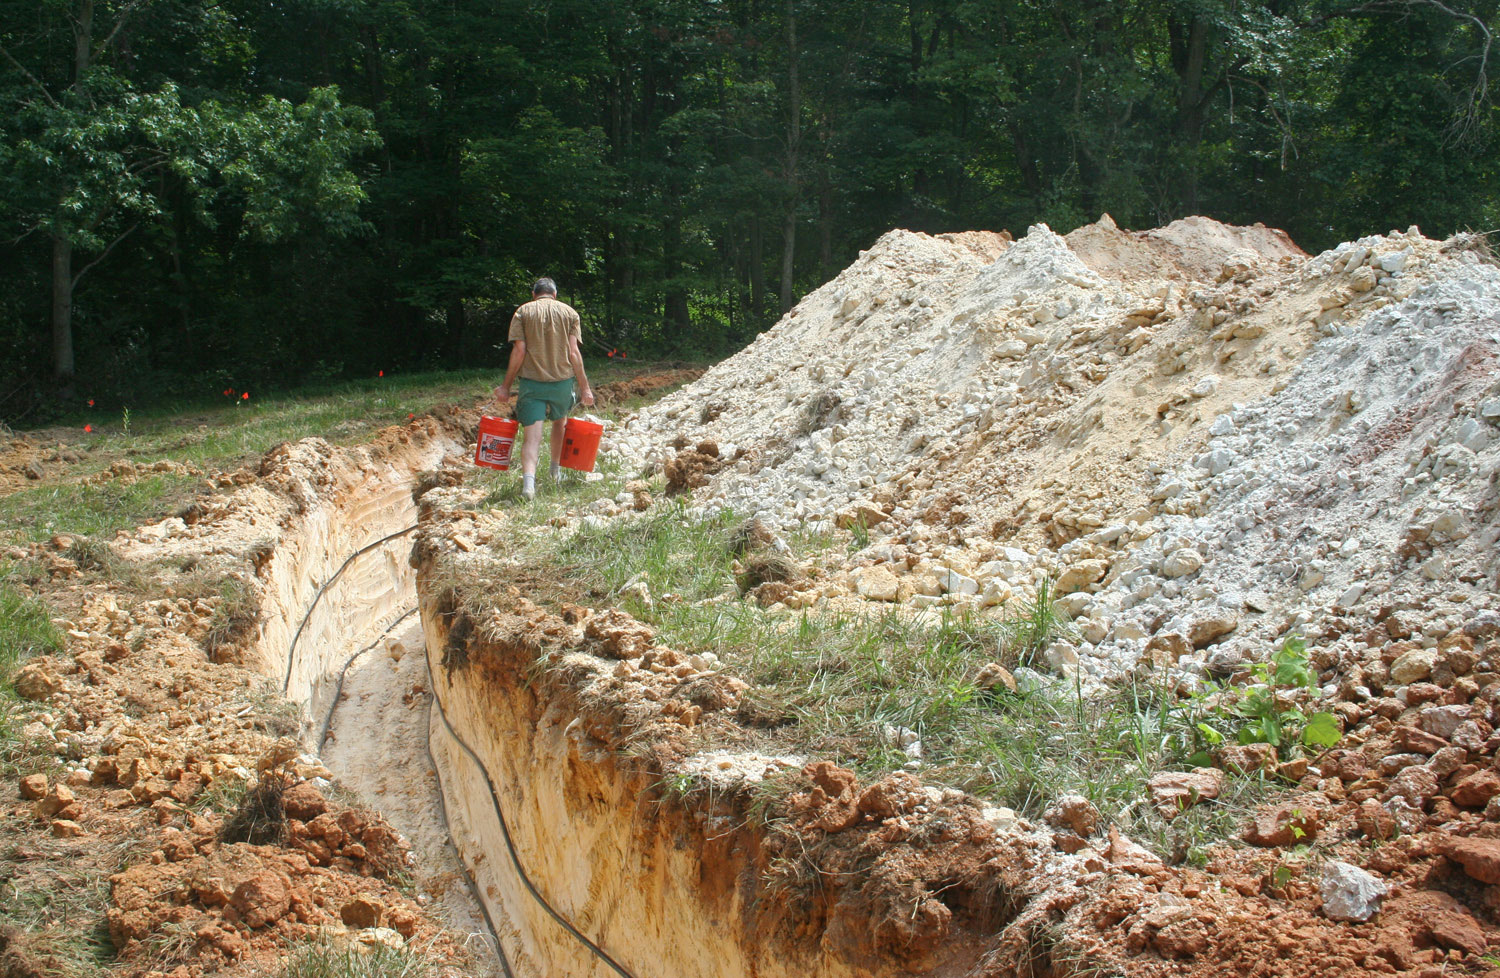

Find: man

[495,278,595,499]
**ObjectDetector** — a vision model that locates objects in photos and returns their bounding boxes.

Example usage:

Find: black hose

[424,657,639,978]
[286,525,637,978]
[281,524,419,694]
[423,697,518,978]
[314,604,516,978]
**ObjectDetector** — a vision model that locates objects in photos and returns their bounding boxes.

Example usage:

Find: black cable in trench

[281,524,419,694]
[316,604,517,978]
[423,658,639,978]
[288,528,637,978]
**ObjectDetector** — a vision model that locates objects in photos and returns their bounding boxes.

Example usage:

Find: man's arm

[495,341,526,401]
[569,336,594,406]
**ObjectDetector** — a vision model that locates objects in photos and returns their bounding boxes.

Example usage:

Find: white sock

[522,474,535,498]
[550,462,561,480]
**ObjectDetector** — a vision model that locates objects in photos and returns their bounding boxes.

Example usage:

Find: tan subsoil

[2,413,487,977]
[414,476,1500,978]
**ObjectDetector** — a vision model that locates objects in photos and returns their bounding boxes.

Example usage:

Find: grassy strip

[3,362,695,548]
[44,361,691,474]
[0,473,205,545]
[501,501,1279,855]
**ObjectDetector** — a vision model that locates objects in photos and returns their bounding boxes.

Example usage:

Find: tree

[0,0,377,390]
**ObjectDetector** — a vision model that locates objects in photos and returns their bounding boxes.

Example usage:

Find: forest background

[2,0,1497,422]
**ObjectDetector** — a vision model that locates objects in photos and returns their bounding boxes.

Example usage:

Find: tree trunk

[73,0,94,86]
[778,0,800,313]
[52,233,76,386]
[749,214,766,322]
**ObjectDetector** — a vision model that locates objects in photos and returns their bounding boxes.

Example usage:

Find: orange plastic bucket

[474,416,519,470]
[560,417,604,472]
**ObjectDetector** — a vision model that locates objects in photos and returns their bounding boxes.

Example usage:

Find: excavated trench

[238,426,999,978]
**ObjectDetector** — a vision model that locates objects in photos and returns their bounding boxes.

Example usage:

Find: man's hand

[494,385,511,402]
[580,386,595,407]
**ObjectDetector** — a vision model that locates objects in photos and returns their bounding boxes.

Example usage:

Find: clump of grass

[737,551,798,594]
[203,575,260,662]
[221,770,289,845]
[193,774,250,816]
[795,390,841,436]
[996,576,1072,667]
[244,680,301,737]
[279,935,434,978]
[1,572,66,684]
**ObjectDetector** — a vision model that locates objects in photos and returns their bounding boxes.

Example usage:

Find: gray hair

[532,277,557,296]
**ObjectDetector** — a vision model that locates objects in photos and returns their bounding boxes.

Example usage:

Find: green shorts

[516,377,576,426]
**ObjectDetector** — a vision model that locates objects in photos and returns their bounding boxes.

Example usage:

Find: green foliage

[4,0,1499,415]
[1196,636,1343,760]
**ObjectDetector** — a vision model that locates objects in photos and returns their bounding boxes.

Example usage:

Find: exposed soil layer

[413,484,1500,977]
[2,412,490,977]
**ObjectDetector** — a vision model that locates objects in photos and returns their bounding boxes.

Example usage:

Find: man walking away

[495,278,595,499]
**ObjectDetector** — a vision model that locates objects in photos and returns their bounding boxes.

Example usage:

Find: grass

[1,569,65,684]
[0,473,204,545]
[0,836,138,977]
[2,360,696,548]
[279,935,435,978]
[479,500,1276,856]
[0,565,67,778]
[221,770,290,846]
[202,574,260,661]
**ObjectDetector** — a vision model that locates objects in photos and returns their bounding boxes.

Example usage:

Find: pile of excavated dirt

[613,217,1500,689]
[415,476,1500,977]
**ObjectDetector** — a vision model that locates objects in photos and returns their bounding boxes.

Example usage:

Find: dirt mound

[611,218,1500,688]
[1065,213,1304,282]
[593,367,703,407]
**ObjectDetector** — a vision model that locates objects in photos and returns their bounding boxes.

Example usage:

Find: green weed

[996,575,1072,666]
[278,935,435,978]
[1193,636,1341,760]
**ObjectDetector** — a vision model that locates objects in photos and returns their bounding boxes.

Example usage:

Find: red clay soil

[418,488,1500,978]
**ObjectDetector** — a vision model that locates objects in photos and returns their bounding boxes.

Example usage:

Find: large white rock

[1160,549,1204,578]
[1320,861,1388,922]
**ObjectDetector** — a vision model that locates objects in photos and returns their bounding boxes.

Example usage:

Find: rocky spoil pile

[610,218,1499,693]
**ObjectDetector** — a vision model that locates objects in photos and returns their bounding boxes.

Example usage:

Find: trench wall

[418,595,911,978]
[247,429,455,730]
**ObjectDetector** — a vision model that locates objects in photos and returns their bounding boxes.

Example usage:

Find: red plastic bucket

[474,416,519,470]
[560,417,604,472]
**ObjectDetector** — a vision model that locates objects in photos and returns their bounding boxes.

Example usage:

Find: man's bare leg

[549,417,566,480]
[520,420,544,499]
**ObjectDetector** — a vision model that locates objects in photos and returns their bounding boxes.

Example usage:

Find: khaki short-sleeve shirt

[508,297,582,382]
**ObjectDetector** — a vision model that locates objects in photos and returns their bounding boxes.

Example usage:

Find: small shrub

[1197,635,1341,759]
[221,770,289,845]
[203,576,260,662]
